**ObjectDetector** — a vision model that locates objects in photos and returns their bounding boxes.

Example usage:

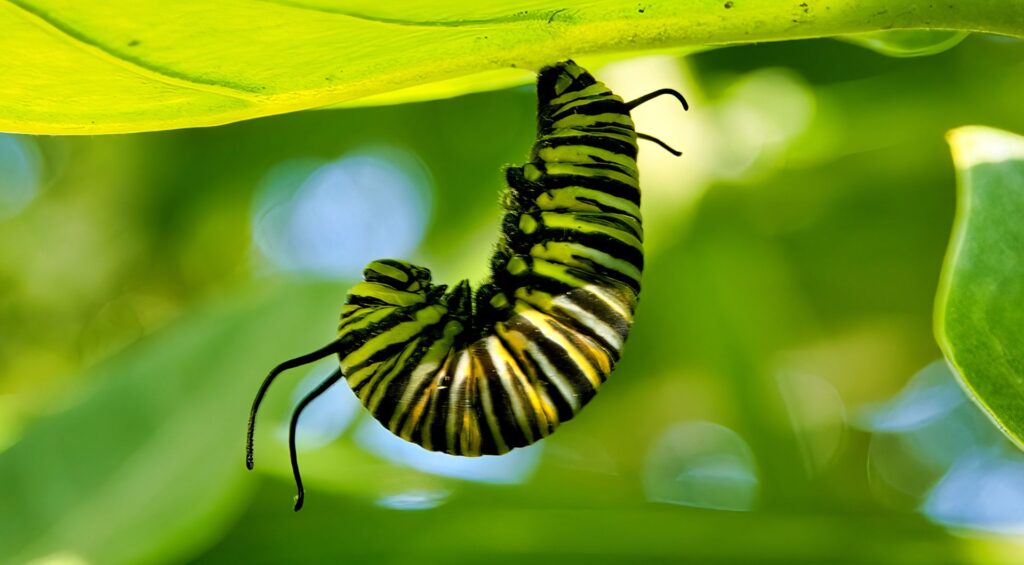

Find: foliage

[937,127,1024,449]
[1,0,1021,134]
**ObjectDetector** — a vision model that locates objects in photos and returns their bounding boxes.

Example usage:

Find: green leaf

[936,126,1024,449]
[0,281,343,565]
[2,0,1022,134]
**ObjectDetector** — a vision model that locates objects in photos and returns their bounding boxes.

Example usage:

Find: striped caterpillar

[246,60,687,509]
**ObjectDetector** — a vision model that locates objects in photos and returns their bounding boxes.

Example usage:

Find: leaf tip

[947,126,1024,170]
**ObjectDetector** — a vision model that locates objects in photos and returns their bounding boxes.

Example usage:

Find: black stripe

[349,341,409,396]
[546,319,611,384]
[533,172,640,205]
[550,98,628,121]
[572,196,638,216]
[569,161,637,177]
[547,301,622,362]
[425,367,454,453]
[346,295,392,308]
[517,348,574,423]
[534,229,644,271]
[363,329,441,425]
[507,315,598,416]
[566,255,640,294]
[540,92,609,118]
[337,307,374,331]
[552,211,643,240]
[388,349,451,438]
[474,343,529,451]
[572,288,632,340]
[536,134,637,160]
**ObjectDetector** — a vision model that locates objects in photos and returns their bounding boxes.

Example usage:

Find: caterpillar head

[345,259,440,309]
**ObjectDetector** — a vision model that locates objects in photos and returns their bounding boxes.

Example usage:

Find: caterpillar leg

[246,339,342,470]
[289,368,345,511]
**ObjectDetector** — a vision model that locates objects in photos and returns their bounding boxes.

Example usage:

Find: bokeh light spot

[777,372,847,475]
[859,361,965,433]
[375,488,451,511]
[0,134,42,220]
[643,421,759,511]
[924,449,1024,535]
[253,148,431,278]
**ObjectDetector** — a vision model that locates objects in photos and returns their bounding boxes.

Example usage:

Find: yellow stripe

[338,306,393,335]
[478,340,511,454]
[342,306,444,368]
[445,350,473,452]
[553,112,633,131]
[365,338,419,412]
[399,350,455,442]
[540,211,643,250]
[544,162,637,186]
[550,92,620,114]
[347,281,425,307]
[532,241,641,283]
[549,83,608,105]
[486,336,538,444]
[586,285,635,321]
[537,187,641,218]
[530,257,592,288]
[367,261,409,282]
[527,310,603,388]
[538,145,638,173]
[551,292,624,352]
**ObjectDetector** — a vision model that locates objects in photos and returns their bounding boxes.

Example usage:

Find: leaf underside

[1,0,1022,134]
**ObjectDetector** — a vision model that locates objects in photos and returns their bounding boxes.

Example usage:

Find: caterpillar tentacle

[247,60,688,508]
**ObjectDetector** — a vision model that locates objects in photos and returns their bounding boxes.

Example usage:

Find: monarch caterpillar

[246,60,688,510]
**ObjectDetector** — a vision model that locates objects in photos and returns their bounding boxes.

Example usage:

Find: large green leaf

[936,126,1024,449]
[0,280,344,565]
[1,0,1022,134]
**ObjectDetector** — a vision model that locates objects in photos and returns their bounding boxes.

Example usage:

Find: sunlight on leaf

[936,126,1024,450]
[0,0,1020,134]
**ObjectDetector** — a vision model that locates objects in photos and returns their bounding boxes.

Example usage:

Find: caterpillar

[246,60,688,510]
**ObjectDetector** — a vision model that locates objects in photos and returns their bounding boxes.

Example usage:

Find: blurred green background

[3,35,1024,564]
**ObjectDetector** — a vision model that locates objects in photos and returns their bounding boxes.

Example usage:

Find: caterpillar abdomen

[246,60,688,509]
[344,265,635,456]
[341,61,641,455]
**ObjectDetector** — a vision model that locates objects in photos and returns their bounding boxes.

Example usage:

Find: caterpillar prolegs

[246,60,688,509]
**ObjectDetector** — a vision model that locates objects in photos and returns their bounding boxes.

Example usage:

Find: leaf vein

[2,0,265,101]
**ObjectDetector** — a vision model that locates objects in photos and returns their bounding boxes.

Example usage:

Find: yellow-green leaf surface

[937,126,1024,449]
[1,0,1023,134]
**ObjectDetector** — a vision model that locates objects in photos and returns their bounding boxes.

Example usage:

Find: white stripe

[445,350,472,448]
[552,295,623,351]
[586,285,632,320]
[524,339,581,412]
[477,341,510,453]
[485,337,536,444]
